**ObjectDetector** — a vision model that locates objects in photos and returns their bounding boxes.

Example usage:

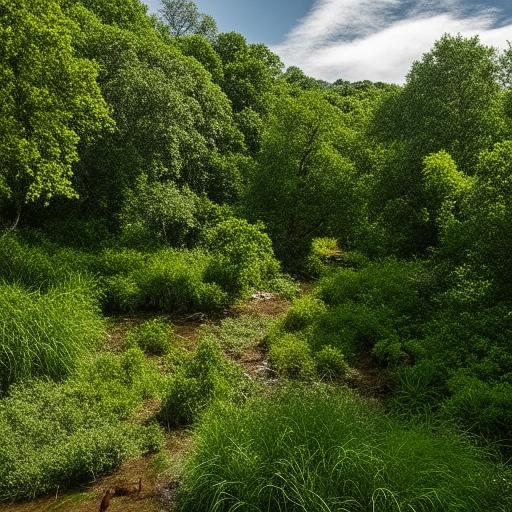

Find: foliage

[0,0,111,222]
[0,280,104,393]
[0,348,165,501]
[246,90,362,264]
[282,295,327,332]
[268,333,316,380]
[125,318,173,356]
[204,218,280,297]
[315,346,349,380]
[158,338,248,427]
[178,386,512,512]
[120,176,204,247]
[158,0,217,38]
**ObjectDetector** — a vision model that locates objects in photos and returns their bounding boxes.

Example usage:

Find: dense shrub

[158,338,249,427]
[100,248,228,313]
[179,386,512,512]
[318,259,429,318]
[268,333,316,379]
[133,249,228,312]
[305,237,342,277]
[315,345,349,380]
[0,280,104,393]
[0,349,165,501]
[204,218,280,297]
[120,177,202,248]
[282,295,327,331]
[125,318,173,355]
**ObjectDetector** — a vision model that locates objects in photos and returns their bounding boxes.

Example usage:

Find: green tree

[441,141,512,298]
[67,5,243,216]
[176,34,223,83]
[381,34,502,172]
[158,0,217,38]
[215,33,282,114]
[247,91,361,264]
[0,0,111,228]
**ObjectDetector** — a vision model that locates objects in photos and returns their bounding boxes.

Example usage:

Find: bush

[443,374,512,443]
[204,218,280,298]
[318,259,429,320]
[178,386,512,512]
[268,333,316,380]
[0,349,165,501]
[282,295,327,331]
[126,318,173,356]
[305,237,342,277]
[120,177,201,248]
[0,280,104,393]
[158,338,248,427]
[134,249,228,312]
[315,346,349,380]
[100,248,228,313]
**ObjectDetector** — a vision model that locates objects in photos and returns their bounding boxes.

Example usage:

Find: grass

[200,313,272,357]
[0,279,104,394]
[178,385,512,512]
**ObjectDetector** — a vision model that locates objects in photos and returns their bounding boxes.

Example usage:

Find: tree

[498,41,512,89]
[214,33,283,114]
[380,34,503,173]
[0,0,111,228]
[67,5,243,216]
[440,141,512,299]
[246,91,361,264]
[176,34,223,83]
[158,0,217,38]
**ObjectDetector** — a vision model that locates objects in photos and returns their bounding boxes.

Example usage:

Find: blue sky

[144,1,512,83]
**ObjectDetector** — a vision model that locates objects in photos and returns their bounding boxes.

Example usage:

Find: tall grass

[0,279,104,393]
[179,386,512,512]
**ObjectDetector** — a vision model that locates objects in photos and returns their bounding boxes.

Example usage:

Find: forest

[1,0,512,510]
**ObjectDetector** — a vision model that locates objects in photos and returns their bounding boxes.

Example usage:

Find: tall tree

[247,91,361,264]
[380,34,503,172]
[158,0,217,39]
[0,0,111,228]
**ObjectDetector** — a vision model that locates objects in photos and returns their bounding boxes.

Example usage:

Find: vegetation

[179,386,512,512]
[0,348,165,501]
[1,0,512,507]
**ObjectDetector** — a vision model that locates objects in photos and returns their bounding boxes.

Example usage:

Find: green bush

[0,280,104,393]
[158,338,248,427]
[315,345,349,380]
[305,237,342,277]
[282,295,327,331]
[178,386,512,512]
[204,218,280,297]
[443,374,512,443]
[134,249,228,312]
[319,259,429,320]
[268,333,316,379]
[126,318,173,355]
[0,349,165,502]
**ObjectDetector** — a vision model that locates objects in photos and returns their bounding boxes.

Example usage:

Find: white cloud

[273,0,512,83]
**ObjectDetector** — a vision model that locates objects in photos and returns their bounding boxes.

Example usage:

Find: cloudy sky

[144,0,512,83]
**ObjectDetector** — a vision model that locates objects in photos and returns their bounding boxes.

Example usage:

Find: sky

[144,0,512,83]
